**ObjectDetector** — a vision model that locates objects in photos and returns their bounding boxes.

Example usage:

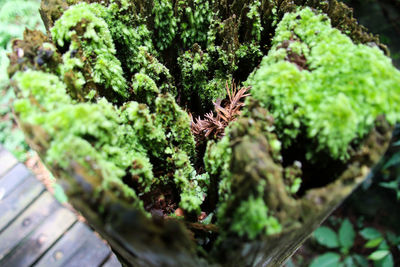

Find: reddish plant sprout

[191,81,250,140]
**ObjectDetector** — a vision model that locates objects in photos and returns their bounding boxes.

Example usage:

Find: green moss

[205,102,288,239]
[131,73,159,107]
[13,67,201,213]
[132,47,176,96]
[153,0,177,51]
[204,134,232,201]
[248,7,400,160]
[178,46,211,104]
[155,93,196,159]
[9,0,400,252]
[51,3,128,100]
[173,149,208,214]
[13,70,151,207]
[0,0,45,48]
[230,195,281,239]
[178,44,234,107]
[246,1,263,42]
[176,0,213,48]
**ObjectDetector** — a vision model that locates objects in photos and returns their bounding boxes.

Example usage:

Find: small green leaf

[386,231,400,245]
[378,240,390,250]
[360,228,382,240]
[383,154,400,169]
[353,254,369,267]
[364,237,384,248]
[343,256,354,267]
[368,250,390,261]
[339,219,355,250]
[374,253,394,267]
[309,252,341,267]
[314,226,340,248]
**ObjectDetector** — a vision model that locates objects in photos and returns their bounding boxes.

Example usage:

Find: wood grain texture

[35,222,103,267]
[0,208,76,267]
[0,192,61,260]
[0,164,31,199]
[0,150,18,178]
[62,230,112,267]
[0,176,44,231]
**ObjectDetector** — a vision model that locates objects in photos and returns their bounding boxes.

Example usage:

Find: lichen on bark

[7,0,400,265]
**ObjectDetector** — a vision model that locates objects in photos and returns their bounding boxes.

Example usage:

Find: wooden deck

[0,146,121,267]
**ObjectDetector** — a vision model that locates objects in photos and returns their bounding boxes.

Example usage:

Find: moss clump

[13,69,203,213]
[248,7,400,161]
[51,3,128,101]
[152,0,177,51]
[14,71,150,207]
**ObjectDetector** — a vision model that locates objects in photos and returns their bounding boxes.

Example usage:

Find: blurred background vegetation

[0,0,399,266]
[0,0,67,204]
[0,0,44,162]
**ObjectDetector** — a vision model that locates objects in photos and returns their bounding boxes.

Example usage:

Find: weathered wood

[0,163,30,199]
[62,231,112,267]
[0,192,61,260]
[0,207,76,267]
[102,254,122,267]
[35,222,102,267]
[0,175,45,231]
[0,150,18,178]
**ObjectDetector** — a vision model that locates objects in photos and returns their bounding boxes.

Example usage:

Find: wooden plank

[0,208,76,267]
[0,150,18,178]
[0,192,61,260]
[0,176,45,231]
[34,222,97,267]
[63,232,112,267]
[102,254,122,267]
[0,164,30,200]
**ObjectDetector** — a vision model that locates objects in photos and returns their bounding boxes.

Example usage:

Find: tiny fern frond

[191,81,250,140]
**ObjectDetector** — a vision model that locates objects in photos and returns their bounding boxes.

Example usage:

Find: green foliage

[311,217,398,267]
[338,219,356,252]
[177,45,235,107]
[309,252,341,267]
[246,1,263,42]
[132,46,176,96]
[103,4,156,76]
[51,3,128,99]
[153,0,177,50]
[204,135,232,200]
[313,226,340,249]
[248,7,400,160]
[131,73,160,107]
[154,93,196,159]
[229,195,281,239]
[0,0,44,49]
[14,71,150,208]
[176,0,213,48]
[0,0,44,161]
[172,150,208,214]
[53,183,68,204]
[379,140,400,200]
[8,0,400,252]
[12,66,205,212]
[360,227,382,240]
[205,108,286,239]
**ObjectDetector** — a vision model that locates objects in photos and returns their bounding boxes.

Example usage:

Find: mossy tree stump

[8,0,400,266]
